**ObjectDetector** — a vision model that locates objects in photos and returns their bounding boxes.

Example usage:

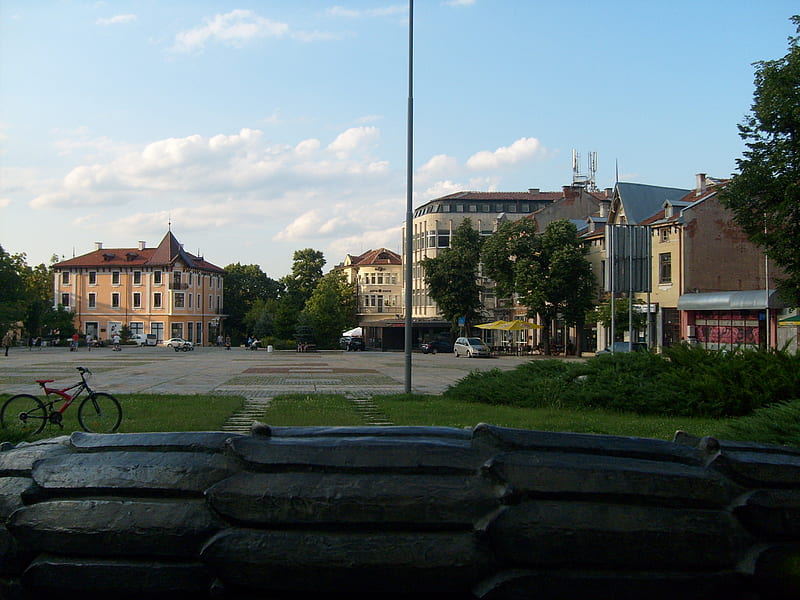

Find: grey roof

[617,182,690,224]
[677,290,787,311]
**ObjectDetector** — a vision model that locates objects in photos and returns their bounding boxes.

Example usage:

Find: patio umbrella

[475,320,509,330]
[497,320,543,330]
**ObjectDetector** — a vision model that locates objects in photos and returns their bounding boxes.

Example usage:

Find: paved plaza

[0,345,538,430]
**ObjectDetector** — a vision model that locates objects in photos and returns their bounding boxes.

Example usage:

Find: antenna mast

[571,149,598,191]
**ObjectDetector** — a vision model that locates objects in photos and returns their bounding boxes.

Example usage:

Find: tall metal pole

[404,0,414,393]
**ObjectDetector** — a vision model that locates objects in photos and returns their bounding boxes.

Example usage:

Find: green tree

[421,219,484,332]
[223,263,281,342]
[720,16,800,305]
[282,248,326,308]
[302,269,357,348]
[0,246,27,336]
[243,299,274,340]
[21,261,54,338]
[589,297,648,342]
[482,219,596,355]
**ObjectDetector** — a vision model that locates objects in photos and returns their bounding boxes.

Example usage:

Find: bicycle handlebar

[77,367,92,376]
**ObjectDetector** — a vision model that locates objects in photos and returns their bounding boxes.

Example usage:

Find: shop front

[677,290,786,350]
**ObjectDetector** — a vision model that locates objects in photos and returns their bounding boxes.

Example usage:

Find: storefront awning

[677,290,786,311]
[779,314,800,326]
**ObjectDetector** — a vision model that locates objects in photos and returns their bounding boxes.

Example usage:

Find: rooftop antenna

[572,149,598,191]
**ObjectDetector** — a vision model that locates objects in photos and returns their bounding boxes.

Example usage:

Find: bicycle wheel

[78,392,122,433]
[1,394,47,435]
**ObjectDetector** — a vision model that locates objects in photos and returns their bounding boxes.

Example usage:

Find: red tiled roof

[434,190,566,202]
[346,248,401,266]
[53,231,224,272]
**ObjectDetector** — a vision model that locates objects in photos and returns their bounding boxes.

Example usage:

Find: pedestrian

[217,334,223,348]
[2,332,12,357]
[225,335,231,350]
[112,333,121,351]
[71,332,79,351]
[86,333,93,351]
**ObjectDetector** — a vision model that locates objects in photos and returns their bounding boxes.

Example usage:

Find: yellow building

[336,248,404,323]
[52,231,225,345]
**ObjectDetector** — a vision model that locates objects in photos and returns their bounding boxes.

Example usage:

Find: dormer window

[102,253,115,261]
[664,202,674,219]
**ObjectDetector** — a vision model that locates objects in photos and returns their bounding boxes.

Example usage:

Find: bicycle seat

[35,379,55,385]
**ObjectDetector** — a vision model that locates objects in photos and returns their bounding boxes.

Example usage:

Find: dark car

[419,340,453,354]
[595,341,648,355]
[340,336,365,351]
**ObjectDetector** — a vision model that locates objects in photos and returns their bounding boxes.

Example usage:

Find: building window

[171,323,184,339]
[438,230,450,248]
[188,293,192,308]
[133,292,142,308]
[660,228,670,243]
[61,272,70,285]
[659,253,672,284]
[154,292,162,308]
[174,272,182,286]
[133,271,142,285]
[197,294,201,309]
[88,271,97,285]
[111,293,120,308]
[112,271,120,285]
[129,322,143,335]
[174,293,185,308]
[61,293,70,307]
[88,293,96,309]
[154,271,162,285]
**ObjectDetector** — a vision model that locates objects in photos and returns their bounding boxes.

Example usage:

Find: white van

[453,337,491,358]
[131,333,157,346]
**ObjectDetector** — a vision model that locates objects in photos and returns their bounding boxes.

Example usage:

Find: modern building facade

[52,231,225,345]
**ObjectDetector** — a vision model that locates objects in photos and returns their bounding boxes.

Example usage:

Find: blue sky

[1,1,797,278]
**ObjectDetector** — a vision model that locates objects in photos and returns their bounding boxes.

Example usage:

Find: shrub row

[443,346,800,419]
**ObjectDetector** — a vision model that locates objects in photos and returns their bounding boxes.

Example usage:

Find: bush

[715,400,800,447]
[444,346,800,419]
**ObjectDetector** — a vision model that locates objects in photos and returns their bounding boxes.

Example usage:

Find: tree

[720,16,800,305]
[0,246,27,337]
[283,249,325,308]
[303,269,358,348]
[589,297,648,342]
[223,263,281,342]
[421,219,484,332]
[482,219,596,355]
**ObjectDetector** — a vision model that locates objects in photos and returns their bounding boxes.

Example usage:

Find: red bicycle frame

[35,379,85,417]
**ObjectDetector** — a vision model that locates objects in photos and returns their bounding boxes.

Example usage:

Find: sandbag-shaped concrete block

[201,528,491,594]
[709,449,800,488]
[740,544,800,600]
[484,451,734,507]
[473,424,703,465]
[0,477,35,521]
[21,555,212,596]
[734,490,800,539]
[207,471,504,526]
[473,568,745,600]
[484,501,744,570]
[69,430,243,454]
[226,435,485,473]
[7,499,223,558]
[0,438,71,477]
[263,424,473,441]
[31,451,236,496]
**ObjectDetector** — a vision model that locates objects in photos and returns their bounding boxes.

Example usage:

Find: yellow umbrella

[475,320,509,330]
[498,320,543,330]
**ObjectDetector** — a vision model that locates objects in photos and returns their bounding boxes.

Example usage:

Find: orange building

[52,231,225,345]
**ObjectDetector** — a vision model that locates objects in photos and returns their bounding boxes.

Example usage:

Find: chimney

[695,173,707,196]
[94,242,103,251]
[138,241,146,250]
[528,188,540,194]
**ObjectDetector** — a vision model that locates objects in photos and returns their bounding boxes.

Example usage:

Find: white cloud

[444,0,476,6]
[327,5,407,18]
[416,154,458,182]
[95,14,137,26]
[0,198,11,208]
[466,137,544,170]
[173,10,289,53]
[327,126,379,158]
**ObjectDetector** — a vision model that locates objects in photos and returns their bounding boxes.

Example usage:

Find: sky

[1,1,797,279]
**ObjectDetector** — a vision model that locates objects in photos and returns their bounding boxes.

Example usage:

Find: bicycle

[1,367,122,436]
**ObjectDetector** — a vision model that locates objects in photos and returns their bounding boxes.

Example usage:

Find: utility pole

[404,0,414,393]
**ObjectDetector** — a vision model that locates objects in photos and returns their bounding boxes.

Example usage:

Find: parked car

[419,340,453,354]
[340,336,365,351]
[595,341,648,355]
[161,337,194,352]
[453,337,490,358]
[130,333,157,347]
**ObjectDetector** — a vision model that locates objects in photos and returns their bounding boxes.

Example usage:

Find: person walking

[225,335,231,350]
[71,332,79,352]
[2,332,12,357]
